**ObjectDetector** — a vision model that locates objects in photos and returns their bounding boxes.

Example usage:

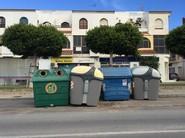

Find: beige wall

[148,12,170,35]
[138,34,154,51]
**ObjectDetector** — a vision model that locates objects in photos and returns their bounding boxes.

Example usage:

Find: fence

[0,58,34,87]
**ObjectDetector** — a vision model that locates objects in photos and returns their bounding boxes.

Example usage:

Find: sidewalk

[159,89,185,98]
[0,88,33,99]
[0,88,185,99]
[0,88,185,112]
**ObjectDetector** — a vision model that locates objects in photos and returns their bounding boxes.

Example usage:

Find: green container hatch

[32,68,70,107]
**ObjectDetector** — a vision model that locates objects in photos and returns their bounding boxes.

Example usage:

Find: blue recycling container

[101,67,132,101]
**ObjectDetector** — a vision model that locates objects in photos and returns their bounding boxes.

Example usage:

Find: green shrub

[139,56,159,70]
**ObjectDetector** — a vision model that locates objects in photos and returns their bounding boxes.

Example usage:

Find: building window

[43,22,51,26]
[100,18,108,26]
[138,37,151,48]
[63,39,70,48]
[61,22,70,28]
[79,18,88,29]
[0,17,5,28]
[154,35,168,54]
[73,35,89,54]
[20,17,28,24]
[155,18,163,29]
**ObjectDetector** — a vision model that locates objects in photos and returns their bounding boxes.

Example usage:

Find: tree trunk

[33,54,37,67]
[125,55,128,63]
[27,55,37,88]
[110,53,113,66]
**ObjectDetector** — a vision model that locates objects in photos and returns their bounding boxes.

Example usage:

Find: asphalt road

[0,106,185,138]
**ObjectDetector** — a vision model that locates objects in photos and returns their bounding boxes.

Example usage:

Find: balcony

[138,49,155,55]
[61,48,73,57]
[55,25,72,33]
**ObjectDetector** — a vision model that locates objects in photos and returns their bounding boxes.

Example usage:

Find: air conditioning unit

[130,62,139,68]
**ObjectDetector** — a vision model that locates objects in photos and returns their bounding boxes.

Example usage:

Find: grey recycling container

[70,66,103,106]
[132,66,161,100]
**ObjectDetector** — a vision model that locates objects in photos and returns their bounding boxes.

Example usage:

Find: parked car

[169,73,180,81]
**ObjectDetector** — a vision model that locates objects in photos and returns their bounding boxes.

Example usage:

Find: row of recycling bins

[32,66,161,107]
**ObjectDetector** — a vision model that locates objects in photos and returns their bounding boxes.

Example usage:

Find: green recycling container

[32,68,70,107]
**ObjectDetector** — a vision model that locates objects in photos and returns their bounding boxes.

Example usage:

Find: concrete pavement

[0,87,185,99]
[0,97,185,114]
[0,86,185,137]
[0,84,185,113]
[1,81,185,99]
[0,108,185,137]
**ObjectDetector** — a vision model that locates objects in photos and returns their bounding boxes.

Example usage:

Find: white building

[0,9,171,82]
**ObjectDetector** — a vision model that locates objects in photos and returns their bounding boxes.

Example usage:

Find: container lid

[94,69,104,79]
[71,66,103,80]
[71,66,91,75]
[132,66,161,79]
[132,66,150,76]
[152,68,161,78]
[32,68,69,82]
[101,67,132,78]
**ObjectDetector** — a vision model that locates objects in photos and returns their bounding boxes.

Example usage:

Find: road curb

[159,94,185,98]
[0,94,185,100]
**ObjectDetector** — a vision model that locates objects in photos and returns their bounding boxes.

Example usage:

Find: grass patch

[0,85,28,90]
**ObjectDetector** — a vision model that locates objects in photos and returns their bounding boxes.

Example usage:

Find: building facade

[0,9,171,82]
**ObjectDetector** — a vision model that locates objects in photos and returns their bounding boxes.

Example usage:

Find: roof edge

[0,9,35,11]
[72,10,115,13]
[149,11,171,14]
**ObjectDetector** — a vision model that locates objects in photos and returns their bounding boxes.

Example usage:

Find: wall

[156,54,170,82]
[0,10,37,35]
[116,11,149,32]
[0,58,34,85]
[148,12,170,35]
[72,11,116,35]
[138,34,154,51]
[36,10,72,26]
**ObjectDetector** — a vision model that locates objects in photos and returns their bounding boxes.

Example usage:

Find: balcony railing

[61,48,73,57]
[55,25,72,33]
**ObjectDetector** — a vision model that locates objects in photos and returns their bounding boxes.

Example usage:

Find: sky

[0,0,184,30]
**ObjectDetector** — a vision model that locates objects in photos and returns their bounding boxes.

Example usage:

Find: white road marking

[1,129,185,138]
